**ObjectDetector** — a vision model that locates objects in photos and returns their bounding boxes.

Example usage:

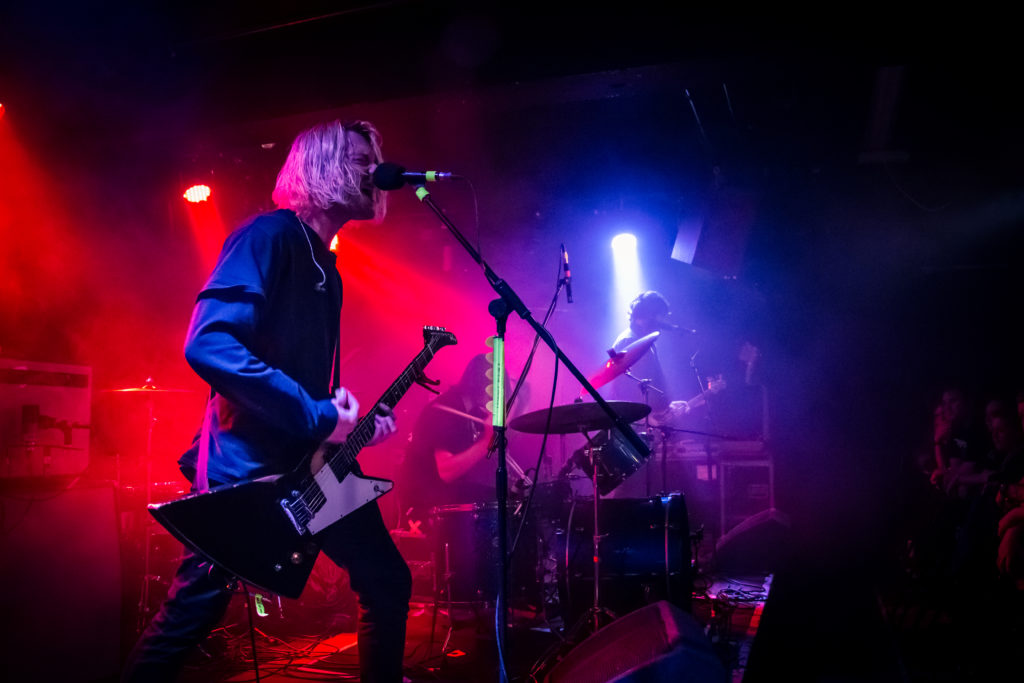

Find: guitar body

[149,469,393,599]
[148,325,457,599]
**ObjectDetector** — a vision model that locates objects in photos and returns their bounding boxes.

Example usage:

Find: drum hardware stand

[427,545,440,659]
[690,349,719,541]
[529,436,617,678]
[438,541,458,656]
[135,391,157,635]
[623,372,664,496]
[582,434,617,633]
[429,525,480,662]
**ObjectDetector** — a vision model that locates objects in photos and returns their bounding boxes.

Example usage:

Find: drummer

[399,353,512,520]
[606,290,764,429]
[606,291,676,416]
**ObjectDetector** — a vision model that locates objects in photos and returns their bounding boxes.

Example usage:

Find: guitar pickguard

[306,469,393,534]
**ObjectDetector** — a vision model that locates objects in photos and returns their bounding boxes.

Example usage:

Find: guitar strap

[195,388,215,493]
[332,333,341,393]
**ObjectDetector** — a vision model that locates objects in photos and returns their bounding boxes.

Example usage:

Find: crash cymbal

[508,400,651,434]
[102,381,194,393]
[586,331,660,390]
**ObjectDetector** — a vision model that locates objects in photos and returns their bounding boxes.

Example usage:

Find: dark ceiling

[4,2,1022,175]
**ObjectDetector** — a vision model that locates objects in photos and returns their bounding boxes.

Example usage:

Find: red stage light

[183,184,211,203]
[0,103,6,120]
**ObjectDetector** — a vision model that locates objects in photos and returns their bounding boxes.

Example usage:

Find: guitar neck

[683,375,726,411]
[687,393,708,410]
[325,344,438,473]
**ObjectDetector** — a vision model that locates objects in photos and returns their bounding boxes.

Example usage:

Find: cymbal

[102,384,194,394]
[508,400,651,434]
[586,331,660,390]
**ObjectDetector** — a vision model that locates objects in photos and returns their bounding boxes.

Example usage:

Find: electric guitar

[664,342,760,419]
[149,325,457,599]
[668,375,727,416]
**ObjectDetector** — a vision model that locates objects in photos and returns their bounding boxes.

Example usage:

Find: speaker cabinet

[545,600,727,683]
[0,483,121,682]
[714,507,792,574]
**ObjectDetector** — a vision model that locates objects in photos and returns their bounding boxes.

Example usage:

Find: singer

[122,120,410,683]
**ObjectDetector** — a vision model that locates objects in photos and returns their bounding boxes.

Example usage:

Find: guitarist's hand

[366,404,397,447]
[669,399,691,417]
[326,387,361,444]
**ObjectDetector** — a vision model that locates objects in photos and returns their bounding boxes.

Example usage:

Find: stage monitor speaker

[714,507,792,574]
[545,600,727,683]
[0,483,121,682]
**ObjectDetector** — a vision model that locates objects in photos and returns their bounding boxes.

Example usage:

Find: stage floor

[170,573,773,682]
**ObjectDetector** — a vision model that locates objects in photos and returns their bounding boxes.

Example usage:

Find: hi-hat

[508,400,651,434]
[585,331,660,390]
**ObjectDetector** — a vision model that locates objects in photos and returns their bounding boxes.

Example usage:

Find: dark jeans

[122,499,411,683]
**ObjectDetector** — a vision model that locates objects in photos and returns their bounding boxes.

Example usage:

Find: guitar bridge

[280,495,311,536]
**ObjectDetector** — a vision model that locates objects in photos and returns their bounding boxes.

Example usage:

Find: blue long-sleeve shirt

[178,210,342,483]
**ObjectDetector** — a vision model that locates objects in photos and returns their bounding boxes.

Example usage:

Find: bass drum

[554,493,690,624]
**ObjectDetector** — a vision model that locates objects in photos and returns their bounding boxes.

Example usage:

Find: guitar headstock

[423,325,458,350]
[739,342,761,366]
[739,342,761,385]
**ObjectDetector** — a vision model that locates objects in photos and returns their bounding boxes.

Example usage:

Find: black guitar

[149,326,457,598]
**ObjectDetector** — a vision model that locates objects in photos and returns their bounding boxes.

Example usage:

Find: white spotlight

[611,233,642,332]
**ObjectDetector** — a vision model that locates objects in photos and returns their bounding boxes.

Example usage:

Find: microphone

[560,243,573,304]
[372,162,458,190]
[656,319,697,334]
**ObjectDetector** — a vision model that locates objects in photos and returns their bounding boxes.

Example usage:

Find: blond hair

[272,119,385,219]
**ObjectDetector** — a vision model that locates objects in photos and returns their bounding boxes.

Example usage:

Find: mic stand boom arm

[412,187,651,459]
[411,186,650,679]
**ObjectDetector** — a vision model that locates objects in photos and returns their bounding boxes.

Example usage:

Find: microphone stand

[623,371,662,496]
[690,349,717,535]
[489,300,511,679]
[407,185,651,679]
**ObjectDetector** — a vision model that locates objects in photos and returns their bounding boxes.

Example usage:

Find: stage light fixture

[183,184,211,203]
[611,232,637,252]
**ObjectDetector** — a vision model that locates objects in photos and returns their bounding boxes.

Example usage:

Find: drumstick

[435,404,488,424]
[434,404,534,486]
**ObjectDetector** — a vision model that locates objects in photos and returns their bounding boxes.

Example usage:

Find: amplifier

[0,358,91,478]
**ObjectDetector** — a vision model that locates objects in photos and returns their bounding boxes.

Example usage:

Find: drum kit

[425,333,692,654]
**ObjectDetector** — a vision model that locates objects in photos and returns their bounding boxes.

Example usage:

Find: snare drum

[554,493,690,622]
